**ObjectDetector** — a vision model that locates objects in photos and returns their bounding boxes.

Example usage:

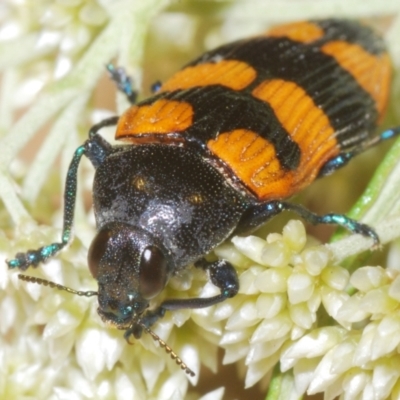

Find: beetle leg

[164,259,239,310]
[106,63,138,104]
[317,152,355,177]
[319,126,400,177]
[150,80,162,93]
[7,145,87,270]
[236,200,379,245]
[7,117,120,271]
[88,116,120,140]
[132,259,239,332]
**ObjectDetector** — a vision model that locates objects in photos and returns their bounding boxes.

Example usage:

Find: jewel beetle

[7,19,400,372]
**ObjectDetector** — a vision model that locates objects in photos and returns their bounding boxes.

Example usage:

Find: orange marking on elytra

[267,21,324,43]
[116,99,193,142]
[207,129,285,199]
[160,60,257,92]
[321,41,391,119]
[207,78,341,200]
[252,79,339,188]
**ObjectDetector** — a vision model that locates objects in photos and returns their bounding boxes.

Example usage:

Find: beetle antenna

[136,319,195,377]
[18,274,194,376]
[18,274,98,297]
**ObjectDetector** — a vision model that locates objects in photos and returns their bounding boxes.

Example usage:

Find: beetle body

[87,140,246,327]
[8,19,399,343]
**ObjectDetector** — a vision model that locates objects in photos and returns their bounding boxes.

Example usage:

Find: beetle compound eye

[88,229,111,278]
[139,245,167,299]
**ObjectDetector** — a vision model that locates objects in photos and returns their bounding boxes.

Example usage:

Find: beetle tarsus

[106,63,138,104]
[7,242,65,270]
[196,259,239,298]
[278,201,380,245]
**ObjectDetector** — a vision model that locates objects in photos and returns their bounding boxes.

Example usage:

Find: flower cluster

[209,220,400,399]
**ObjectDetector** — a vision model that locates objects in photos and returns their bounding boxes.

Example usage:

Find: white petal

[232,235,267,265]
[171,309,191,328]
[48,330,75,363]
[324,379,345,400]
[330,341,356,374]
[97,380,112,398]
[308,348,340,394]
[255,267,291,293]
[245,353,279,388]
[289,302,314,330]
[260,240,291,268]
[213,296,241,321]
[371,315,400,360]
[250,312,292,343]
[353,323,376,366]
[223,342,249,364]
[336,292,370,323]
[115,368,139,400]
[256,293,286,319]
[191,312,222,336]
[225,300,259,330]
[321,266,349,291]
[76,328,105,380]
[0,295,17,334]
[239,266,264,294]
[360,287,397,314]
[43,306,82,339]
[372,358,400,400]
[214,242,250,268]
[291,326,306,341]
[293,358,320,395]
[342,369,369,400]
[287,272,314,304]
[0,253,9,289]
[199,387,225,400]
[64,367,94,399]
[307,290,322,313]
[220,329,252,345]
[141,350,165,392]
[361,381,375,400]
[321,286,350,322]
[280,353,297,372]
[282,220,307,252]
[350,266,388,292]
[100,332,123,371]
[246,337,286,364]
[388,274,400,302]
[158,371,188,400]
[53,387,82,400]
[303,246,330,276]
[282,327,345,360]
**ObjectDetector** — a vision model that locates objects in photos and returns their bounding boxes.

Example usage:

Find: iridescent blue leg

[236,200,379,245]
[7,117,119,271]
[7,145,86,270]
[319,126,400,177]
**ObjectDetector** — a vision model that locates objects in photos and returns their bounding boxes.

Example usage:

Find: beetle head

[87,222,170,329]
